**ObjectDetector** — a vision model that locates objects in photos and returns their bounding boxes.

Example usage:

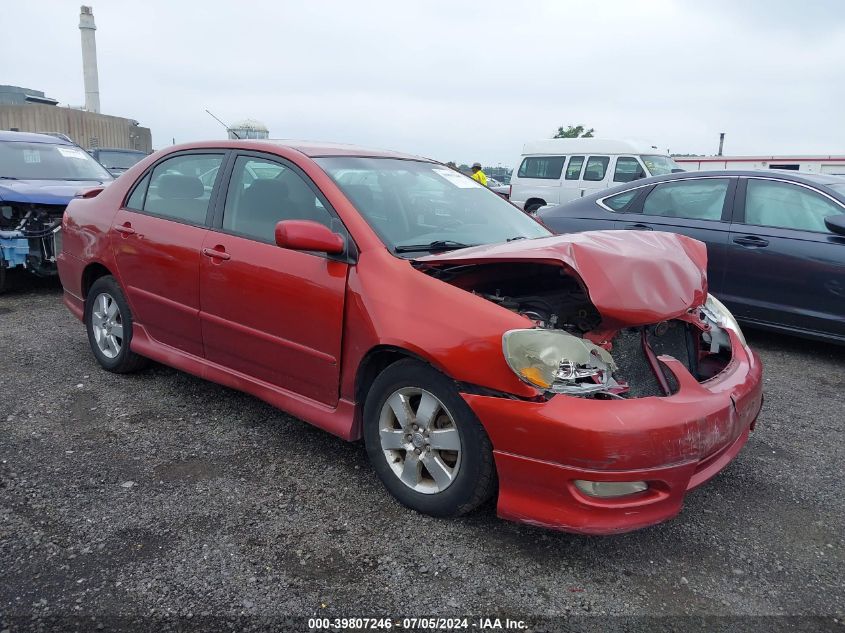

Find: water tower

[228,119,269,140]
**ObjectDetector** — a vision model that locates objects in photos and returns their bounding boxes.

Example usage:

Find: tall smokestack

[79,6,100,113]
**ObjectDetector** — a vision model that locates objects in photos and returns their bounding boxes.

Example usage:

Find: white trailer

[675,155,845,176]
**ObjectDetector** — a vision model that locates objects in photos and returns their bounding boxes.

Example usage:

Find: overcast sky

[3,0,844,165]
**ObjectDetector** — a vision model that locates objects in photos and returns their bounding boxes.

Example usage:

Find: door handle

[733,236,769,247]
[624,223,653,231]
[202,246,231,261]
[114,223,135,235]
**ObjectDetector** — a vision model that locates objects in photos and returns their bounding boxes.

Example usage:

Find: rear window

[517,156,565,180]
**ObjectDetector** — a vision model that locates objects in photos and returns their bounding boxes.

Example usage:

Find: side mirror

[824,214,845,236]
[274,220,345,254]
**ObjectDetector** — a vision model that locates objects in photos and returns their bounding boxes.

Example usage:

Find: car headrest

[343,184,374,209]
[158,174,204,200]
[241,178,290,206]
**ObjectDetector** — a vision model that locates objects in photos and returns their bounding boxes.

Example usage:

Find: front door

[199,153,349,406]
[722,177,845,338]
[111,152,226,357]
[579,155,612,198]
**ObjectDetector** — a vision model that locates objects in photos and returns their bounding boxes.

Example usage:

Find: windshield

[641,155,681,176]
[97,150,145,170]
[0,141,112,181]
[316,157,550,254]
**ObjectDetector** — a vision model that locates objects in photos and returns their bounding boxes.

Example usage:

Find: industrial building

[0,6,152,152]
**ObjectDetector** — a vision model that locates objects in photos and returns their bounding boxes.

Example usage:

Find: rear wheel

[524,200,545,213]
[363,359,496,517]
[84,276,148,373]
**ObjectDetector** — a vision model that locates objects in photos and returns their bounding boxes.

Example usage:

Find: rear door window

[565,156,585,180]
[583,156,610,181]
[143,153,224,225]
[125,173,151,210]
[642,178,730,221]
[517,156,565,179]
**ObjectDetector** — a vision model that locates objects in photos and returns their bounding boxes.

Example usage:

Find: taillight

[508,184,512,198]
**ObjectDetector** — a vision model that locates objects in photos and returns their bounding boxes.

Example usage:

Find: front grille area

[611,320,700,398]
[611,329,664,398]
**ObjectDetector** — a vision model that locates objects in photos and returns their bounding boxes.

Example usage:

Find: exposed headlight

[502,329,617,396]
[703,294,746,347]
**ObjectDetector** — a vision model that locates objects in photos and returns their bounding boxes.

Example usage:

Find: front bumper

[463,332,763,534]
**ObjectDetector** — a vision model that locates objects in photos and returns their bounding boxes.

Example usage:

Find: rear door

[198,151,350,406]
[721,177,845,338]
[111,151,226,357]
[613,177,736,294]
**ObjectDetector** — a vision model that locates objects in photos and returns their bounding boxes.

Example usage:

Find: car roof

[0,130,74,144]
[594,169,845,196]
[167,138,430,161]
[95,147,147,153]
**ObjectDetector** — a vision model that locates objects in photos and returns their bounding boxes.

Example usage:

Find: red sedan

[57,140,763,534]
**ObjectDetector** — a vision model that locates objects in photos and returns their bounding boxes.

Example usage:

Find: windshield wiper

[506,236,527,242]
[394,240,478,254]
[0,176,19,180]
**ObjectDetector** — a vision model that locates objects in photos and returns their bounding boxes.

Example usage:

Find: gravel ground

[1,278,843,632]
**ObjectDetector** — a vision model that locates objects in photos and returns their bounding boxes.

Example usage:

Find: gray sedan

[537,170,845,344]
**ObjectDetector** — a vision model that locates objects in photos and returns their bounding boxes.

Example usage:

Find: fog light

[574,480,648,498]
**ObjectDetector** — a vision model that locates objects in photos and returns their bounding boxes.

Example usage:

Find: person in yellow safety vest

[470,162,488,186]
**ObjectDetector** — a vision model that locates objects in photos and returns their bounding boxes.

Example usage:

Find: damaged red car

[57,140,763,534]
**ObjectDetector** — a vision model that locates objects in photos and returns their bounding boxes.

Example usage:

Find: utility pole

[718,132,725,156]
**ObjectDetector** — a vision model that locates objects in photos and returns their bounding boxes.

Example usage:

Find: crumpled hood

[0,179,110,206]
[416,230,708,327]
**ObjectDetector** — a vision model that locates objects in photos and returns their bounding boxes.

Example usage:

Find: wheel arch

[352,344,452,440]
[525,197,547,211]
[81,261,114,299]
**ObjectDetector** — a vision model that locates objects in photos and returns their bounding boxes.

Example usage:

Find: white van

[509,139,682,211]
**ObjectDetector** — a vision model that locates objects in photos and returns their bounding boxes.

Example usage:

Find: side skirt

[130,324,358,441]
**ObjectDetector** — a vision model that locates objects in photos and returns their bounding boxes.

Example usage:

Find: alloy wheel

[378,387,462,494]
[90,292,124,359]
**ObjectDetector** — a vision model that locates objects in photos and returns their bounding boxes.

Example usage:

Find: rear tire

[84,276,148,373]
[524,200,545,213]
[363,359,496,518]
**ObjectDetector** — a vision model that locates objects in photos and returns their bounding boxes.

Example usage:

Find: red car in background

[57,140,763,534]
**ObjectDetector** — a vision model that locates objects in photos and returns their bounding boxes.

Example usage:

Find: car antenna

[205,109,241,140]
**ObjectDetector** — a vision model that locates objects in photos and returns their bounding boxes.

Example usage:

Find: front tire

[363,359,496,517]
[84,275,148,373]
